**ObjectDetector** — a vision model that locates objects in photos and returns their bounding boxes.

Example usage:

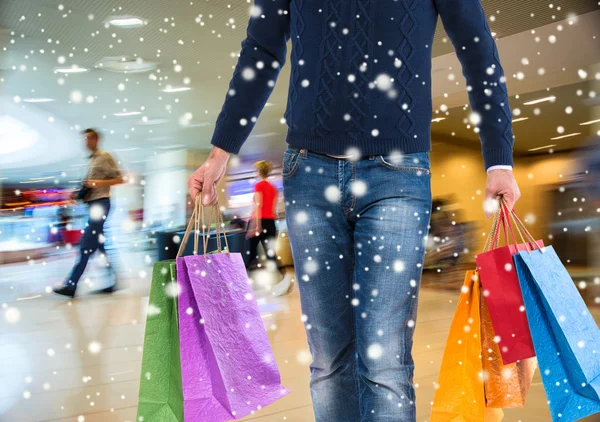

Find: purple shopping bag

[176,201,290,421]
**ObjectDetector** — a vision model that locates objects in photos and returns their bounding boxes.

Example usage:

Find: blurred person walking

[53,129,124,298]
[246,160,294,296]
[188,1,520,420]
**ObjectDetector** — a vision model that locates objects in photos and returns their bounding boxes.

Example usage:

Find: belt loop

[300,148,308,159]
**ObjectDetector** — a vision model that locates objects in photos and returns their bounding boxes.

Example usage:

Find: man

[189,0,520,420]
[53,129,124,298]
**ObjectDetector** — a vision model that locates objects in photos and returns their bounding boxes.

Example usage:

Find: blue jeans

[66,198,114,288]
[282,148,432,422]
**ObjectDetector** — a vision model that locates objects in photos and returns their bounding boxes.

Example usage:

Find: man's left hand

[485,169,521,218]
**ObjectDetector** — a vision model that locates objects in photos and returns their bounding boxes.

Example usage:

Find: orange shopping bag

[480,294,537,408]
[430,271,503,422]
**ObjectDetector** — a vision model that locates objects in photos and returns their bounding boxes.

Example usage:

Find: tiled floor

[1,253,599,422]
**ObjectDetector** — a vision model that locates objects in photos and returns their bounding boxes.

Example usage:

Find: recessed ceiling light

[431,117,446,123]
[96,56,157,73]
[491,32,497,37]
[523,96,556,105]
[550,132,581,140]
[579,118,600,126]
[114,111,142,117]
[107,16,146,28]
[55,66,88,74]
[23,98,54,103]
[528,144,556,151]
[162,86,192,93]
[512,117,529,123]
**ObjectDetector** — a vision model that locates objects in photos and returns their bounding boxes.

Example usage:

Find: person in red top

[247,161,294,295]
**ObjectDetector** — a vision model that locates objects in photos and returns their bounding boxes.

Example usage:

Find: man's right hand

[188,146,231,205]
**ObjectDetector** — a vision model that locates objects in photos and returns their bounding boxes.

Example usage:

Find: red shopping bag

[475,202,542,364]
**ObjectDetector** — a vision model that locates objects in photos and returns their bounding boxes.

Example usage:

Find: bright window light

[0,116,39,155]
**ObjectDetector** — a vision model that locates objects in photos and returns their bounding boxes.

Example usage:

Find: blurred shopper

[53,129,124,297]
[188,1,520,420]
[246,160,294,296]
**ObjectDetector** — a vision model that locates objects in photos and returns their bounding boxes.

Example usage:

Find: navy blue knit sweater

[211,0,514,169]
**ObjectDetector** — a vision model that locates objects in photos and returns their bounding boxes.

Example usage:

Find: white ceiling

[1,0,599,183]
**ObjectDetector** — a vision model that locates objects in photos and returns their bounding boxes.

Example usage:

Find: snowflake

[324,185,341,203]
[375,74,392,91]
[367,344,383,359]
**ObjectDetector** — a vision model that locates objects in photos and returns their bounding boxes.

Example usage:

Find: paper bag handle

[176,194,230,258]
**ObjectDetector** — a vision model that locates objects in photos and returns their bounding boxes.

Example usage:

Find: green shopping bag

[136,260,184,422]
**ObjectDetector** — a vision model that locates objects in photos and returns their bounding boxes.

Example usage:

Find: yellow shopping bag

[430,271,503,422]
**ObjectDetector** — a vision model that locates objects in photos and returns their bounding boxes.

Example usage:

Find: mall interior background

[0,0,599,421]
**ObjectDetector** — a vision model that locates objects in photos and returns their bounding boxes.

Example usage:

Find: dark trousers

[247,218,278,269]
[66,198,114,288]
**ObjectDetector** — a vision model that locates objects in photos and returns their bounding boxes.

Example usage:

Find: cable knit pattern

[345,0,375,139]
[312,0,344,136]
[285,0,305,126]
[394,0,418,138]
[211,0,515,169]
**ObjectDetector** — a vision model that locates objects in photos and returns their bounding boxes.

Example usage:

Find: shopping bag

[177,200,291,421]
[136,260,184,422]
[476,204,541,364]
[430,271,503,422]
[480,293,537,408]
[515,246,600,422]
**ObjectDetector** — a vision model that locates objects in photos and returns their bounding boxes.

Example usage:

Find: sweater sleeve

[435,0,514,169]
[210,0,291,154]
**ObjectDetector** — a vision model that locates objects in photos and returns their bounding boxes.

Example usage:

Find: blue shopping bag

[515,246,600,422]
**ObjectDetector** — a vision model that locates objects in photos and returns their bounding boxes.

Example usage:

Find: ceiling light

[137,117,169,125]
[96,56,157,73]
[107,16,146,28]
[491,32,497,37]
[579,118,600,126]
[250,132,278,138]
[523,96,556,105]
[114,111,141,117]
[114,148,140,152]
[431,117,446,123]
[528,144,556,151]
[512,117,529,123]
[162,86,191,93]
[55,66,88,74]
[550,132,581,140]
[23,98,54,103]
[155,144,186,150]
